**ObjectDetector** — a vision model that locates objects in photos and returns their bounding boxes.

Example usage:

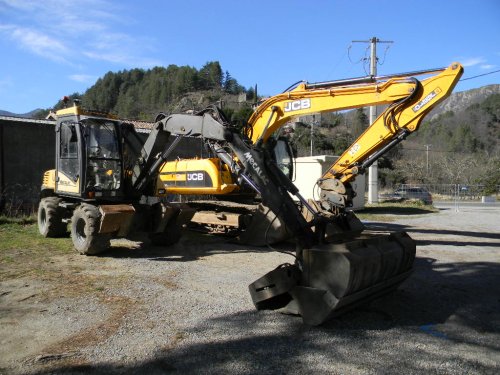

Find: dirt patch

[25,295,135,370]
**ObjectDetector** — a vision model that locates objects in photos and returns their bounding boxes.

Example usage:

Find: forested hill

[54,61,256,120]
[411,87,500,154]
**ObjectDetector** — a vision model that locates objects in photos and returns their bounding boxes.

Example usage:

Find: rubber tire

[70,204,110,255]
[38,197,67,237]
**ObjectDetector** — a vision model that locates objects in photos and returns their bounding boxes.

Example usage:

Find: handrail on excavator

[304,66,447,90]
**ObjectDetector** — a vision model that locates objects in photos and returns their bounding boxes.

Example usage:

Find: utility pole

[352,37,393,204]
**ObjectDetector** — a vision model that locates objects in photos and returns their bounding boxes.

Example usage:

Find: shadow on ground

[94,229,289,262]
[365,221,500,247]
[357,205,436,216]
[31,255,500,375]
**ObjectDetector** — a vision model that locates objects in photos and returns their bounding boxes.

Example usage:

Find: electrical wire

[403,147,465,153]
[322,49,349,81]
[459,69,500,81]
[347,43,369,65]
[378,44,391,66]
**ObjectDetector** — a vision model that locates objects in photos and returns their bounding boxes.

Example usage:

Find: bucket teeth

[249,232,416,325]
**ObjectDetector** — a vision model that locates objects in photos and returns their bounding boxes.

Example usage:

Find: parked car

[392,186,433,205]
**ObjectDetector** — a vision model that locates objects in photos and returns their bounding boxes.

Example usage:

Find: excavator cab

[54,107,125,200]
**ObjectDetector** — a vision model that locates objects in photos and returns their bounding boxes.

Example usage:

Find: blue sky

[1,0,499,113]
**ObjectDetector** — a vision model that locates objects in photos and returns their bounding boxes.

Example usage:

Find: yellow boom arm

[247,63,463,184]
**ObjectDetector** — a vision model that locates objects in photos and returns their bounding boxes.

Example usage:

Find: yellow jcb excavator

[155,63,463,324]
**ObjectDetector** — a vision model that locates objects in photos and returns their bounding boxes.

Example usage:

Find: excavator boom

[245,63,463,210]
[243,63,464,324]
[247,63,462,147]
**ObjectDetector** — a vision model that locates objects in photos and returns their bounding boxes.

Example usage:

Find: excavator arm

[243,63,464,324]
[324,63,463,184]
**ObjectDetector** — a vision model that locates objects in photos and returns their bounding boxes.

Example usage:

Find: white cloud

[0,0,38,11]
[0,24,69,63]
[83,32,161,67]
[1,0,157,67]
[461,57,487,67]
[83,50,161,68]
[480,64,496,70]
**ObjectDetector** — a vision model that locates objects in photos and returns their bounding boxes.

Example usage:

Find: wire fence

[381,183,500,201]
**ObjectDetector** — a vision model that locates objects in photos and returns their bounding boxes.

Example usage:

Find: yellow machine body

[159,158,239,195]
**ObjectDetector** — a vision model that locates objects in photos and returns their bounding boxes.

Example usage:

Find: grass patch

[0,214,37,225]
[0,222,73,279]
[356,201,438,221]
[0,223,72,252]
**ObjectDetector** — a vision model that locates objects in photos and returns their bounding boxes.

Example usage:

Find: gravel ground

[1,203,499,374]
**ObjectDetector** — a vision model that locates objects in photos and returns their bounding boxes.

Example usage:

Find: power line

[460,69,500,81]
[347,43,369,65]
[378,44,392,66]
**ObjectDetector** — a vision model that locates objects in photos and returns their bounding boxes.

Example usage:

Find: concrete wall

[294,155,365,210]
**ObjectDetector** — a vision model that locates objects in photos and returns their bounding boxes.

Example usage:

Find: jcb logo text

[284,99,311,112]
[187,173,204,181]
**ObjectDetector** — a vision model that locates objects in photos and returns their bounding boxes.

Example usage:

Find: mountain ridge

[429,84,500,120]
[0,109,43,118]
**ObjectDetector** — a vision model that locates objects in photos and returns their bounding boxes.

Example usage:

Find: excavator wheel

[38,197,67,237]
[249,232,416,325]
[70,204,110,255]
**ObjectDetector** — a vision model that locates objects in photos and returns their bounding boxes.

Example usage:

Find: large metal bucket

[249,231,415,325]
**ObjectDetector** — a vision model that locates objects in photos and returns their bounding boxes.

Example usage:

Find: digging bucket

[249,231,415,325]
